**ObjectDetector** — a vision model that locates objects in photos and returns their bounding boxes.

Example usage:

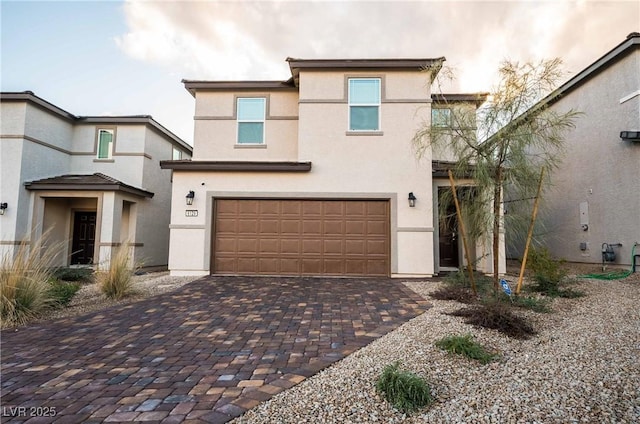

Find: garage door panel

[237,239,258,254]
[237,219,258,234]
[238,200,259,214]
[302,259,322,274]
[259,239,279,254]
[323,221,344,235]
[281,239,300,254]
[259,220,280,234]
[213,199,389,276]
[323,239,343,255]
[281,220,301,234]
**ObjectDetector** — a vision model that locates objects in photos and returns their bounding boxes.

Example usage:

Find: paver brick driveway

[1,277,429,423]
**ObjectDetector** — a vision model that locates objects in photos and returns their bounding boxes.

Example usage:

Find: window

[97,129,114,159]
[172,147,182,160]
[237,98,266,144]
[432,108,451,127]
[348,78,381,131]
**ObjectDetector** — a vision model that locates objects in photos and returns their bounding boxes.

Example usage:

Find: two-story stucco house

[161,58,506,277]
[0,92,192,269]
[508,33,640,268]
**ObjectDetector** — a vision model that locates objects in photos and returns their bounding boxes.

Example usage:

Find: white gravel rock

[233,277,640,424]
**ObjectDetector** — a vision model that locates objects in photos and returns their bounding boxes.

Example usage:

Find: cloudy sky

[2,0,638,145]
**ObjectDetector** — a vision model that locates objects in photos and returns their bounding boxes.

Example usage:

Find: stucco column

[97,192,122,270]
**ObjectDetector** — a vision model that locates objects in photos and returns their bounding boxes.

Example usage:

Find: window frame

[348,78,381,132]
[236,97,266,145]
[172,147,182,160]
[431,107,452,128]
[96,128,115,159]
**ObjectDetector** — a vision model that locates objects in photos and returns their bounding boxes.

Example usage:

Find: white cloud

[115,0,639,92]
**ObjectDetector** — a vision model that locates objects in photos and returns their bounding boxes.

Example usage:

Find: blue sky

[2,0,639,145]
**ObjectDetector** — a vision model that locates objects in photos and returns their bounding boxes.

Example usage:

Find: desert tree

[413,59,581,292]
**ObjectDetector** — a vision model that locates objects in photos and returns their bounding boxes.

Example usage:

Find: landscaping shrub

[1,237,60,326]
[510,295,551,313]
[51,267,94,283]
[48,279,81,307]
[376,362,434,414]
[526,247,566,292]
[98,246,136,300]
[435,334,498,364]
[448,301,537,340]
[430,285,477,304]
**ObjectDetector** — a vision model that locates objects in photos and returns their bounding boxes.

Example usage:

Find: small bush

[430,285,477,304]
[376,362,434,414]
[98,246,135,300]
[448,301,537,340]
[48,280,81,307]
[435,334,498,364]
[51,267,94,283]
[526,247,567,295]
[1,236,61,326]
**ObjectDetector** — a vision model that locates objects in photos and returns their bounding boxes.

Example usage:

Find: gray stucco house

[508,32,640,268]
[0,92,192,269]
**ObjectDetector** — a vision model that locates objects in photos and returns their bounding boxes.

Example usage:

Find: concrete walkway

[1,277,429,423]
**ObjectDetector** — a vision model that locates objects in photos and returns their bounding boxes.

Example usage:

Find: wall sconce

[0,203,7,215]
[185,191,195,206]
[408,192,417,208]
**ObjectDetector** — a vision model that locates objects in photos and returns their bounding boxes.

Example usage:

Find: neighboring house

[161,58,506,277]
[0,92,192,269]
[507,32,640,267]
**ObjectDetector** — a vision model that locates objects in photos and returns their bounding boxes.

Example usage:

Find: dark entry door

[71,211,96,265]
[438,189,459,268]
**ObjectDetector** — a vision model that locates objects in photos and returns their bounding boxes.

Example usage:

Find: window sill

[234,144,267,149]
[345,131,384,136]
[93,159,114,163]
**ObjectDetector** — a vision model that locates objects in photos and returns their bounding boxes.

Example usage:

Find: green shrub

[48,280,81,307]
[51,267,94,283]
[435,334,498,364]
[526,247,567,295]
[1,237,61,326]
[98,246,136,300]
[376,362,434,414]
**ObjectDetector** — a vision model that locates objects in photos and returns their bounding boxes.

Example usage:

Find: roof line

[1,91,191,153]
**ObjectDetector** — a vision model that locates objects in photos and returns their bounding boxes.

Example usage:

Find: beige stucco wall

[526,50,640,265]
[192,91,299,161]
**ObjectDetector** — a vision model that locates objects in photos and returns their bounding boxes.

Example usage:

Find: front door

[71,211,96,265]
[438,188,459,268]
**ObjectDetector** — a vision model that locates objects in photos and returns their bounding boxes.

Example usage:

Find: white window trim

[236,97,266,145]
[172,147,182,160]
[96,128,114,159]
[348,78,381,132]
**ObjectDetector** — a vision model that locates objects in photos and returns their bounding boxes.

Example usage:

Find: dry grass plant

[98,244,137,300]
[0,234,63,327]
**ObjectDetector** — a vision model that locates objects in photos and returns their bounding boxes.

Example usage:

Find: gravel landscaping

[233,272,640,423]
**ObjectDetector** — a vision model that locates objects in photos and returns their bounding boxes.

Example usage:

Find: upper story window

[432,108,451,127]
[237,98,266,144]
[172,147,182,160]
[348,78,381,131]
[97,129,114,159]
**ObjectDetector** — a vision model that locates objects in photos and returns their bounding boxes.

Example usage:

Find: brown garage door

[212,199,390,276]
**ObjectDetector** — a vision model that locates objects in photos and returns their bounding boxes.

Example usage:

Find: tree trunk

[492,166,503,293]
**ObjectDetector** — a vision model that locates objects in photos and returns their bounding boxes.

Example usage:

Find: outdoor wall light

[0,203,7,215]
[408,192,417,208]
[185,191,195,206]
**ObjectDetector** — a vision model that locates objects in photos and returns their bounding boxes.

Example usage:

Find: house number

[185,210,198,217]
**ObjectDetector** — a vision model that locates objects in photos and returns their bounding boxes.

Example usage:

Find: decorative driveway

[1,277,429,423]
